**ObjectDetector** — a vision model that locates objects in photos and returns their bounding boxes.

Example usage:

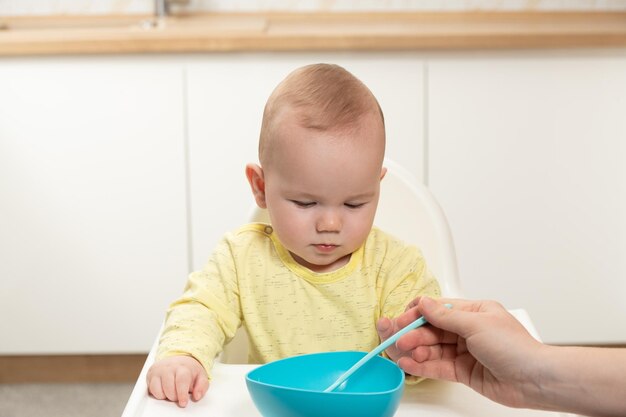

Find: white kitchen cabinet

[185,53,426,270]
[0,57,189,353]
[427,52,626,344]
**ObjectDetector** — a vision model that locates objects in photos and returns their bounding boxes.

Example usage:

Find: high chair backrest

[219,159,462,363]
[374,159,462,297]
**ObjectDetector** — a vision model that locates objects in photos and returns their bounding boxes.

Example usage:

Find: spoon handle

[323,303,452,393]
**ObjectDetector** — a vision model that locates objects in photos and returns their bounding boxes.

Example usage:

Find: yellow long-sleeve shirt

[157,223,440,379]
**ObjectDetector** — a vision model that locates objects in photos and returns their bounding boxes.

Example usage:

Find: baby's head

[246,63,387,272]
[258,63,385,169]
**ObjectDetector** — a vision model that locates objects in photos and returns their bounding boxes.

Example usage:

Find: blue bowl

[246,351,404,417]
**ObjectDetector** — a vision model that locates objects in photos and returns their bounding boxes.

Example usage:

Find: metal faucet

[155,0,168,19]
[155,0,190,19]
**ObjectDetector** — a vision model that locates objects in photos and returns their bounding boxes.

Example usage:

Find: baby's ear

[380,166,388,181]
[245,164,267,208]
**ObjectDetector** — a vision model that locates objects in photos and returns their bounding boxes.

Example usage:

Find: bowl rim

[245,350,405,395]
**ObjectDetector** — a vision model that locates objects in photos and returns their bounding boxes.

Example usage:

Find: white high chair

[219,158,462,363]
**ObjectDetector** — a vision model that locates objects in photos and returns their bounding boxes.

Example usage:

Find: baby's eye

[345,202,366,209]
[291,200,316,208]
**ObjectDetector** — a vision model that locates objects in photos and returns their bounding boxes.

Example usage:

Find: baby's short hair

[259,63,385,165]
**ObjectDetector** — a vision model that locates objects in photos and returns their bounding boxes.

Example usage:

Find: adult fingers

[395,324,445,351]
[395,303,425,328]
[411,344,444,363]
[397,356,459,382]
[404,296,423,311]
[377,300,427,345]
[376,317,395,341]
[417,297,483,339]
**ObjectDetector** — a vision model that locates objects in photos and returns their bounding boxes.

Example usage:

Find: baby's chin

[292,252,351,273]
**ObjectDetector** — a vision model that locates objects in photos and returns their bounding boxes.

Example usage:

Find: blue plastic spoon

[324,303,453,392]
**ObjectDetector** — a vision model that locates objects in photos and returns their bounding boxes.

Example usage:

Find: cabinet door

[0,57,188,353]
[428,54,626,344]
[186,53,426,270]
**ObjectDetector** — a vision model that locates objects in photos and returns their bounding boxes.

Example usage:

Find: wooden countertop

[1,12,626,56]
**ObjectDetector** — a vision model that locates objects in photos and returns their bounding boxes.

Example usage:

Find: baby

[147,63,441,407]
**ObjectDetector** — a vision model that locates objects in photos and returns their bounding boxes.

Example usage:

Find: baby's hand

[146,355,209,407]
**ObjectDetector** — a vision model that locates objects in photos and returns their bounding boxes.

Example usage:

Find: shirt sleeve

[377,241,441,385]
[155,234,242,379]
[378,244,441,320]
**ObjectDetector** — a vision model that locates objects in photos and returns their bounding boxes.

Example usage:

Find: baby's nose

[316,209,342,232]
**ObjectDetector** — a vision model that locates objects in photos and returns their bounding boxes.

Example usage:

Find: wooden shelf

[0,354,147,382]
[1,12,626,56]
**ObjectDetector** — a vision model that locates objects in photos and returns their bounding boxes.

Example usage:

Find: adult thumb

[418,297,472,338]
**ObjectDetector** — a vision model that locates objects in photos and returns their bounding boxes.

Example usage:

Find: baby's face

[263,112,385,273]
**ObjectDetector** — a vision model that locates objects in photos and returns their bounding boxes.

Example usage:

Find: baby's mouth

[314,243,339,252]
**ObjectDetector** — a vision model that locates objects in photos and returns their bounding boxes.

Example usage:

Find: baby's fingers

[161,373,179,404]
[147,375,166,400]
[192,375,210,401]
[175,368,193,407]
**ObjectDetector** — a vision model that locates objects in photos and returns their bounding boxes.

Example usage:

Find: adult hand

[391,297,544,409]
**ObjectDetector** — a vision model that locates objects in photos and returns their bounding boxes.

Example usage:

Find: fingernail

[421,296,433,305]
[377,318,389,331]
